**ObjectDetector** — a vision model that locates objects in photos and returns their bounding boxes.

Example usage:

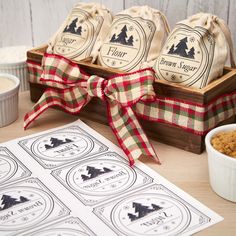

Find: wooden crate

[27,46,236,154]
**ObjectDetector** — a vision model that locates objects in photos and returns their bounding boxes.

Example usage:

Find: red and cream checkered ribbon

[24,53,160,166]
[27,58,236,138]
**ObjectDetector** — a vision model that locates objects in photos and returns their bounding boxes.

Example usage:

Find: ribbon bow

[24,53,160,166]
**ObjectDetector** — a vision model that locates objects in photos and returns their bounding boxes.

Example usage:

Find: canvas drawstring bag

[47,2,113,62]
[97,6,170,72]
[154,13,235,89]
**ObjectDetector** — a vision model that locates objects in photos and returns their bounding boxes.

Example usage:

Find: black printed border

[93,184,211,236]
[18,125,108,169]
[0,177,71,234]
[100,14,156,71]
[22,216,96,236]
[0,147,31,186]
[157,23,215,88]
[51,152,153,206]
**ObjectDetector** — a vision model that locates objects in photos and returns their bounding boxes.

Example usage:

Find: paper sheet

[0,120,223,236]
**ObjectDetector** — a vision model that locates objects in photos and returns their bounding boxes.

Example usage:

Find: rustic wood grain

[81,0,124,13]
[124,0,189,29]
[201,67,236,103]
[186,0,230,19]
[29,0,123,46]
[30,0,79,46]
[124,0,166,10]
[0,0,235,60]
[0,0,33,47]
[98,0,124,13]
[164,0,189,29]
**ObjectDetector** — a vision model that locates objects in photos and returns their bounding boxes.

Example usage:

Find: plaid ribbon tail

[25,53,160,166]
[24,87,90,129]
[107,100,160,166]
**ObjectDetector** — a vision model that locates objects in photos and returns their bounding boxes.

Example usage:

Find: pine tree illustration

[168,44,175,54]
[187,47,195,59]
[115,25,128,45]
[110,34,117,43]
[128,213,137,221]
[19,196,29,203]
[66,18,78,34]
[127,202,163,222]
[133,202,153,219]
[63,25,69,33]
[51,137,64,147]
[0,194,29,211]
[173,37,188,57]
[81,166,112,181]
[45,137,65,149]
[65,138,73,143]
[76,26,82,35]
[45,144,52,150]
[87,166,104,179]
[127,36,134,46]
[1,195,18,210]
[81,174,90,181]
[151,203,162,211]
[103,167,112,173]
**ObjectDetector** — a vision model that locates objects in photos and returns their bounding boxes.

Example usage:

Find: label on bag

[155,24,215,88]
[99,15,156,71]
[53,9,103,59]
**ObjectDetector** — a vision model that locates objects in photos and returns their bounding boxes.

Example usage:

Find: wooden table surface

[1,91,236,236]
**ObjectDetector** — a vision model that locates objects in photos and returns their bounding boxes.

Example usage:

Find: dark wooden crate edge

[29,82,235,154]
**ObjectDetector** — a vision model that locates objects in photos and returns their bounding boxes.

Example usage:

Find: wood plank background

[0,0,235,56]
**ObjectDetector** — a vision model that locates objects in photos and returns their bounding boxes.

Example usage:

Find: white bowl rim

[0,73,20,97]
[0,45,30,66]
[0,60,27,67]
[205,124,236,163]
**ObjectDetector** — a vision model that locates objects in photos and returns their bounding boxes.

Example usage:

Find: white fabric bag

[47,2,113,62]
[154,13,235,88]
[97,6,170,72]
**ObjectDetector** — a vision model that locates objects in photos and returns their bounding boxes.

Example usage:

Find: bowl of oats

[205,124,236,202]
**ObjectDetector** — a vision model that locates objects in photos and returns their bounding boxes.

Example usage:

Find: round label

[155,24,215,88]
[31,132,94,162]
[66,159,136,196]
[99,16,147,71]
[0,155,17,185]
[0,187,53,230]
[111,193,191,236]
[33,228,90,236]
[54,10,95,59]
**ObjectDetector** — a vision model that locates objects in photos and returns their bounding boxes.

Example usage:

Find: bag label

[99,15,155,71]
[155,24,215,88]
[53,9,103,59]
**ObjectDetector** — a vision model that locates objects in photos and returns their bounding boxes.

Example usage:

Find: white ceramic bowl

[0,73,20,127]
[205,124,236,202]
[0,46,31,91]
